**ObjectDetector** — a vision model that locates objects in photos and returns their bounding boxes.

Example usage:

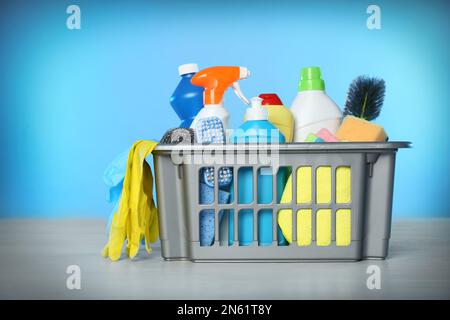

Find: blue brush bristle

[196,117,225,144]
[203,167,232,187]
[195,117,233,188]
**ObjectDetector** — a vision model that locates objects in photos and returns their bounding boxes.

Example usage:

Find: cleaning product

[290,67,342,142]
[169,63,204,128]
[195,116,233,246]
[102,140,159,261]
[103,148,129,236]
[337,116,387,141]
[195,117,233,188]
[305,133,324,142]
[199,183,230,246]
[337,76,387,142]
[190,66,251,132]
[278,154,351,246]
[192,68,249,248]
[259,93,295,142]
[231,97,286,246]
[160,128,196,144]
[257,93,293,245]
[316,128,340,142]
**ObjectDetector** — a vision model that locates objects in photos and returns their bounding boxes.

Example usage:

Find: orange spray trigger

[191,66,250,106]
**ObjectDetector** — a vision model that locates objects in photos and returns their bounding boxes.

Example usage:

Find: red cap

[259,93,283,106]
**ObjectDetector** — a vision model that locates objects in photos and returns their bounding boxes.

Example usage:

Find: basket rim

[154,141,411,154]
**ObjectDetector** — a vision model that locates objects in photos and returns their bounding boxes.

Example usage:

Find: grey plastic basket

[153,142,410,262]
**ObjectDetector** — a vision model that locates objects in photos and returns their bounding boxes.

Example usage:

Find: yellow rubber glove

[102,140,159,261]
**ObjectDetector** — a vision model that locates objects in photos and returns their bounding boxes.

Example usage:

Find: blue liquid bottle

[169,63,204,128]
[230,97,287,246]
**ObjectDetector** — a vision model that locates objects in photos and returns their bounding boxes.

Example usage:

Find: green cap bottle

[298,66,325,91]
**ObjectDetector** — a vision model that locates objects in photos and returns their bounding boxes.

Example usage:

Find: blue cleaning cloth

[199,182,230,246]
[103,148,130,233]
[104,149,129,203]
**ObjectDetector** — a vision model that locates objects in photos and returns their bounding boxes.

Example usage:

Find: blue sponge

[199,183,230,246]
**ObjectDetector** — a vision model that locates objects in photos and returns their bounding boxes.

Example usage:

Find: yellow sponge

[336,116,387,142]
[336,209,351,246]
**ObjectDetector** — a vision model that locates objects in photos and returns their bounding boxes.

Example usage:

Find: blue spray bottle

[230,97,287,246]
[169,63,204,128]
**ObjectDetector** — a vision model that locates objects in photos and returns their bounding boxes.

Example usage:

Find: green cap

[298,66,325,91]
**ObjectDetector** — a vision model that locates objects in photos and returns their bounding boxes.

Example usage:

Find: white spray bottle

[190,66,250,132]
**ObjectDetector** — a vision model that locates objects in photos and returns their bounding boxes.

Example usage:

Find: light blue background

[0,0,448,218]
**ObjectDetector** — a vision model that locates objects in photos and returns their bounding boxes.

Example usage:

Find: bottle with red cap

[259,93,294,142]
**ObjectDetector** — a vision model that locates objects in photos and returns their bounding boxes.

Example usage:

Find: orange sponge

[336,116,387,142]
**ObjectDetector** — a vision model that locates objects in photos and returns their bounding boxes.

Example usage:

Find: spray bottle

[190,66,251,131]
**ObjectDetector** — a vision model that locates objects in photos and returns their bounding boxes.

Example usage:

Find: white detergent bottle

[290,67,342,142]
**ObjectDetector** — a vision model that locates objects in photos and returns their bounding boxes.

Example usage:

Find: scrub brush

[195,117,233,188]
[343,75,385,121]
[337,76,388,142]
